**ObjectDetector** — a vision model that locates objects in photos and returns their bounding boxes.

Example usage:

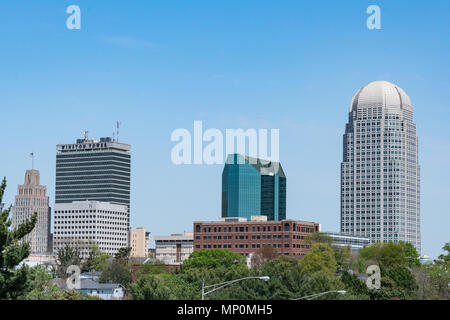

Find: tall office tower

[53,201,128,257]
[55,136,131,226]
[11,170,51,253]
[222,154,286,221]
[341,81,421,253]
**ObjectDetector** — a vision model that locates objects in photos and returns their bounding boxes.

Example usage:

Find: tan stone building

[128,227,150,258]
[12,170,51,253]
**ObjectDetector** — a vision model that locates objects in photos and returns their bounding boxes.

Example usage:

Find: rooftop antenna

[116,121,122,142]
[30,152,34,170]
[83,130,89,140]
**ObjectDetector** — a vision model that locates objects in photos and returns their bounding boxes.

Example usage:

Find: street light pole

[201,279,205,301]
[293,290,346,300]
[201,276,270,300]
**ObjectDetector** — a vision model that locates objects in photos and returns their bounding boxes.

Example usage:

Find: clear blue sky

[1,0,449,258]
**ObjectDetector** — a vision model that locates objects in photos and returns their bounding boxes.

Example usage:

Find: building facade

[55,136,131,226]
[324,232,370,251]
[11,170,51,253]
[53,201,128,257]
[341,81,421,252]
[128,227,150,258]
[154,232,194,265]
[194,216,320,259]
[19,253,55,268]
[57,278,124,300]
[222,154,286,221]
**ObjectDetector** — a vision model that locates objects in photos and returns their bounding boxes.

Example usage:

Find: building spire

[30,152,34,170]
[116,121,121,142]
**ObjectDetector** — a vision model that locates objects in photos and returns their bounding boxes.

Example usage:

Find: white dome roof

[350,81,412,112]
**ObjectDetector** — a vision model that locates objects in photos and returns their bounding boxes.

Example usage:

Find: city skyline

[1,1,449,259]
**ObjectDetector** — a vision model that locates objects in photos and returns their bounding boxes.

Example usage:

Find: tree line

[1,177,448,300]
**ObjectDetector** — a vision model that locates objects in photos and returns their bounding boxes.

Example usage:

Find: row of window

[196,243,300,250]
[195,224,316,233]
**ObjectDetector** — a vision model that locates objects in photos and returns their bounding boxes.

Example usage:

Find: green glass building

[221,154,286,221]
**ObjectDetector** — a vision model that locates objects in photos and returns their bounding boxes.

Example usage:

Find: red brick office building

[193,216,320,259]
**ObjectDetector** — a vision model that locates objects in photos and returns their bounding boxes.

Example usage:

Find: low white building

[79,279,124,300]
[19,253,55,268]
[324,231,370,251]
[53,201,128,257]
[56,278,124,300]
[154,232,193,265]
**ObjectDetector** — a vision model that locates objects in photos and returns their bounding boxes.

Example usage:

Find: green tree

[183,249,246,270]
[115,247,132,261]
[299,243,337,276]
[303,232,333,247]
[353,242,421,300]
[425,263,449,299]
[334,245,351,272]
[341,271,370,299]
[260,256,309,300]
[129,273,197,300]
[303,232,351,272]
[367,265,418,300]
[398,241,421,268]
[54,242,84,278]
[99,258,132,287]
[420,243,450,300]
[438,242,450,263]
[134,260,166,280]
[17,265,103,300]
[127,250,365,300]
[250,245,279,268]
[84,243,110,272]
[128,274,175,300]
[354,242,418,271]
[302,271,348,300]
[18,265,56,300]
[0,178,37,300]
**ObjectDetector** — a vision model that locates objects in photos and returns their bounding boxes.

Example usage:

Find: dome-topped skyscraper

[350,81,412,112]
[341,81,421,252]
